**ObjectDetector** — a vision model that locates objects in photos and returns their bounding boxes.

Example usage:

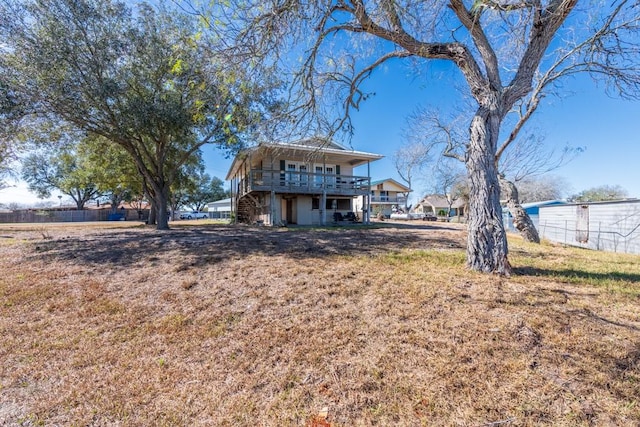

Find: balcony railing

[370,195,407,204]
[238,169,371,196]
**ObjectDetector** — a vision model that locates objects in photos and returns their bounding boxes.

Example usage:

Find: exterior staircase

[236,194,262,224]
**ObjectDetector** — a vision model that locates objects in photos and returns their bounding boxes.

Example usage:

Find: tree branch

[449,0,502,90]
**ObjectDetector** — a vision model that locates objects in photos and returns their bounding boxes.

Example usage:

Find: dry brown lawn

[0,221,639,426]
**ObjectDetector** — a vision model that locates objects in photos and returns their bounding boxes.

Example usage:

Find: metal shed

[538,199,640,255]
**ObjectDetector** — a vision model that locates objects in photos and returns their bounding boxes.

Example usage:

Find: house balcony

[370,195,407,204]
[238,169,371,197]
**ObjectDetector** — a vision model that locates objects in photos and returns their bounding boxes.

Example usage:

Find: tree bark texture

[499,176,541,243]
[465,110,511,275]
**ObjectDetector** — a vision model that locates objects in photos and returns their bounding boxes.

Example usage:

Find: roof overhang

[225,141,384,180]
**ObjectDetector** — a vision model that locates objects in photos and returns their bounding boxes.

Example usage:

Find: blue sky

[1,50,638,207]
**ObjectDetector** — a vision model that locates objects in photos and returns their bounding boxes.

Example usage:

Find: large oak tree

[1,0,276,229]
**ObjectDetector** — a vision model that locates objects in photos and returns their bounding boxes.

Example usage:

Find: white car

[179,211,208,220]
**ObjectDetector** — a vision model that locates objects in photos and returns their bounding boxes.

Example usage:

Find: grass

[0,223,638,426]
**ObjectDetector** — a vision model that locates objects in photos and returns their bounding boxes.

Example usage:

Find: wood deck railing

[238,169,371,197]
[370,195,407,204]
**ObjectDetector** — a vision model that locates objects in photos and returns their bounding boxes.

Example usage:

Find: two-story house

[354,178,411,218]
[226,139,383,225]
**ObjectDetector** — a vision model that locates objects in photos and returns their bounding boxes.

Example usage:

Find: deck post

[270,190,276,226]
[366,161,371,224]
[321,191,327,226]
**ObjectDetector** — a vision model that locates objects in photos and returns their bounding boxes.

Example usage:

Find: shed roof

[370,178,411,192]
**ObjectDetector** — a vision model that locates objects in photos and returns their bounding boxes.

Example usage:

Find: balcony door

[299,165,308,187]
[287,163,297,185]
[313,164,338,189]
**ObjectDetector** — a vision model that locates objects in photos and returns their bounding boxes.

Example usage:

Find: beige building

[355,178,411,218]
[226,139,383,225]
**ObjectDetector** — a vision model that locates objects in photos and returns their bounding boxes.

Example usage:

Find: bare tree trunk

[465,110,511,275]
[499,176,540,243]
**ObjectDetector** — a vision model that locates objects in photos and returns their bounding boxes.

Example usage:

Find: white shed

[538,199,640,255]
[207,198,232,219]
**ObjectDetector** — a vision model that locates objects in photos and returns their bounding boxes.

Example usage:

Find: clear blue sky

[1,59,638,207]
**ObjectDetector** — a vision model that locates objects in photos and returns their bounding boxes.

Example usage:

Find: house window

[326,199,351,210]
[380,191,389,202]
[312,197,319,210]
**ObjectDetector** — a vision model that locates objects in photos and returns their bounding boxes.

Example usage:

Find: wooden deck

[238,169,371,197]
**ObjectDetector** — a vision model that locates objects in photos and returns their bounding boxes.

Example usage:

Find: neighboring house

[539,198,640,255]
[354,178,411,218]
[502,199,566,231]
[207,198,232,219]
[413,194,466,219]
[226,138,383,225]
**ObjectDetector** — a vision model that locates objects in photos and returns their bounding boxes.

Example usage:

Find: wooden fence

[0,209,148,224]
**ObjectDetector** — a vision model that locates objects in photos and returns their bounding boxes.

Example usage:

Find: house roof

[370,178,411,192]
[207,197,232,207]
[547,198,640,207]
[226,138,384,180]
[417,194,465,209]
[520,199,566,209]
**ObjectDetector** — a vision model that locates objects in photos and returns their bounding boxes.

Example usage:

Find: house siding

[539,200,640,255]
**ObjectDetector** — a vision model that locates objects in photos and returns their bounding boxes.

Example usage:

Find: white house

[226,138,383,225]
[539,199,640,255]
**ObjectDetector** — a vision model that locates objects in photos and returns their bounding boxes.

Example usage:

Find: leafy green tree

[184,174,227,211]
[0,80,25,188]
[569,185,628,203]
[1,0,277,229]
[168,156,204,219]
[21,144,100,209]
[219,0,640,274]
[80,135,144,212]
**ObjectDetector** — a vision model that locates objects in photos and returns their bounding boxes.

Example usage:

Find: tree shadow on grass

[28,224,466,268]
[513,266,640,284]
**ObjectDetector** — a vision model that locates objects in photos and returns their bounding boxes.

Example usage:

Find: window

[326,199,351,210]
[287,163,297,184]
[312,197,319,210]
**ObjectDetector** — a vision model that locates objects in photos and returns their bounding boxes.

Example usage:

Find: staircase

[237,194,261,224]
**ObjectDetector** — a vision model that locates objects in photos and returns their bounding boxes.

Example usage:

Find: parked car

[179,211,208,219]
[422,214,437,221]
